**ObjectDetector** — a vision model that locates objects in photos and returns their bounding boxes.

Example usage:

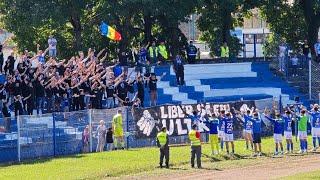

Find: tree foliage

[260,0,320,55]
[197,0,257,57]
[0,0,200,58]
[1,0,319,59]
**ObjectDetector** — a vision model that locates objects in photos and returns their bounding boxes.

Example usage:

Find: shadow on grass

[201,153,222,162]
[0,154,86,167]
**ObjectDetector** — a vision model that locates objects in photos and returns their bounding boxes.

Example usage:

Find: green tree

[259,0,320,56]
[197,0,256,57]
[0,0,201,59]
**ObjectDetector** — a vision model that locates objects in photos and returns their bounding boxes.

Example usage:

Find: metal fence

[270,54,320,104]
[0,98,276,163]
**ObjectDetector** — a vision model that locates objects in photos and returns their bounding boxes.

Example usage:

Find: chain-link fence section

[311,60,320,103]
[18,114,53,161]
[0,117,18,163]
[53,110,90,156]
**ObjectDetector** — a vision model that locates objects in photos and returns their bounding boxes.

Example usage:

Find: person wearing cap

[186,41,198,64]
[264,110,285,155]
[188,124,202,168]
[156,127,169,168]
[96,120,107,152]
[112,109,125,150]
[247,112,263,156]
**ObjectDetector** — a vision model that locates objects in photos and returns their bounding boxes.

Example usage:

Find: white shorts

[218,130,225,138]
[243,129,252,134]
[224,133,234,142]
[311,128,320,137]
[298,131,308,140]
[284,131,293,139]
[273,133,283,143]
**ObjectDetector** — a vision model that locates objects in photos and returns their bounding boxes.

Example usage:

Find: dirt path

[121,154,320,180]
[166,154,320,180]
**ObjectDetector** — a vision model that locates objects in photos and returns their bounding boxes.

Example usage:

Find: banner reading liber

[133,101,255,138]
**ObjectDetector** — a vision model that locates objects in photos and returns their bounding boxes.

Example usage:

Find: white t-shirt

[279,45,286,57]
[48,38,57,50]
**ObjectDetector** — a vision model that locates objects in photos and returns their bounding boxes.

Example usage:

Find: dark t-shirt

[106,85,115,98]
[34,80,45,97]
[7,56,15,70]
[106,131,113,143]
[13,84,22,96]
[149,79,157,91]
[302,43,310,56]
[0,51,3,64]
[137,81,144,96]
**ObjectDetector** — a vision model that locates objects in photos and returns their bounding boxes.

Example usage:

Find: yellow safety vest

[188,130,201,146]
[148,46,158,58]
[158,45,168,59]
[157,132,167,146]
[112,114,123,129]
[221,46,229,58]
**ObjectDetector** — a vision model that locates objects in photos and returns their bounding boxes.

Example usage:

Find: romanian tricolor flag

[100,21,122,41]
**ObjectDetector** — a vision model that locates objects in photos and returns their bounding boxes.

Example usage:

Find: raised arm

[158,72,167,81]
[96,48,106,59]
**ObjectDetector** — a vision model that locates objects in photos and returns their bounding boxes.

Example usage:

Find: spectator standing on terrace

[96,120,107,152]
[173,54,184,86]
[136,75,145,107]
[147,72,166,107]
[301,40,310,68]
[2,101,11,133]
[314,39,320,63]
[112,109,125,150]
[48,35,57,58]
[0,44,4,73]
[220,42,229,63]
[36,44,49,64]
[279,42,287,72]
[148,41,158,65]
[291,54,299,77]
[186,41,197,64]
[4,52,15,75]
[158,41,168,64]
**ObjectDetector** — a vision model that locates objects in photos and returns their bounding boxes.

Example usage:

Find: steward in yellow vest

[220,42,230,62]
[188,124,202,168]
[158,41,168,64]
[148,41,159,64]
[156,127,169,168]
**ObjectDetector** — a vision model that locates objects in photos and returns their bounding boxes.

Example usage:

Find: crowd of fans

[0,36,199,117]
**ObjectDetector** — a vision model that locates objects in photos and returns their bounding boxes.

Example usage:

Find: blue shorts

[253,133,261,143]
